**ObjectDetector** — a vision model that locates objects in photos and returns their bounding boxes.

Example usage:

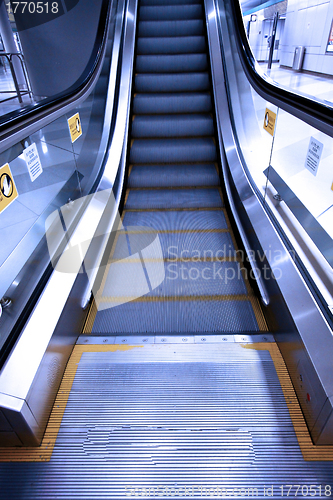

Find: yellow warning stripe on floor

[0,343,332,462]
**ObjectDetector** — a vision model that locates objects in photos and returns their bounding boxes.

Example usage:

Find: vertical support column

[267,12,279,70]
[0,2,27,90]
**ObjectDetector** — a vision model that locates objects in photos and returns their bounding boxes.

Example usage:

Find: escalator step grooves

[133,92,212,114]
[136,53,208,73]
[91,0,265,334]
[139,5,203,21]
[130,138,217,164]
[135,73,210,92]
[137,36,206,55]
[138,20,204,37]
[131,114,215,138]
[128,164,219,187]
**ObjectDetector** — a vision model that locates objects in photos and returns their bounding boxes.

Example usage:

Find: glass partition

[0,2,117,360]
[241,0,333,105]
[217,0,333,314]
[0,112,82,352]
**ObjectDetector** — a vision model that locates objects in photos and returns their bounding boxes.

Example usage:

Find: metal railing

[0,51,32,103]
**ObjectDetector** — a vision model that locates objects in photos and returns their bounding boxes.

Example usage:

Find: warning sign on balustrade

[68,112,82,143]
[23,142,43,182]
[0,163,19,214]
[305,137,323,176]
[263,108,276,136]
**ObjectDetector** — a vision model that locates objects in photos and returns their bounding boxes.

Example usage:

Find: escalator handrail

[227,0,333,138]
[0,0,112,150]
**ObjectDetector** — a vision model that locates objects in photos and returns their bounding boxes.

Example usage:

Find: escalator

[0,0,333,496]
[87,0,267,335]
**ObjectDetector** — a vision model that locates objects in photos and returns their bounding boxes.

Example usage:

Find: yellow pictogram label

[67,112,82,143]
[263,108,277,136]
[0,163,18,214]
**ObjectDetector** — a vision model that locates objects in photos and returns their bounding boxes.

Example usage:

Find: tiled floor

[259,62,333,104]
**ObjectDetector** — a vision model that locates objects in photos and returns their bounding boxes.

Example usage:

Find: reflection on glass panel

[0,114,82,353]
[221,0,333,308]
[268,110,333,245]
[248,89,278,194]
[223,55,276,193]
[241,0,333,104]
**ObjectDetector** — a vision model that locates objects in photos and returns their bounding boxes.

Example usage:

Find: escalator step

[112,230,234,260]
[131,114,214,138]
[102,260,247,298]
[122,209,228,230]
[139,5,203,21]
[136,53,207,73]
[141,0,201,6]
[137,36,206,55]
[88,0,266,337]
[133,92,212,114]
[128,163,219,187]
[138,20,204,37]
[92,299,260,333]
[125,187,222,209]
[130,137,217,163]
[135,73,210,92]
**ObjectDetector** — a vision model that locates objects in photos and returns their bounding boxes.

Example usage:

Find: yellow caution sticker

[331,182,333,191]
[263,108,277,136]
[67,112,82,143]
[0,163,18,214]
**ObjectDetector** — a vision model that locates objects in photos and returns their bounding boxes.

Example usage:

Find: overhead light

[251,14,257,22]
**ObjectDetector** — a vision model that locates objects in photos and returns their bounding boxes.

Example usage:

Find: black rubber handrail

[228,0,333,138]
[0,0,111,140]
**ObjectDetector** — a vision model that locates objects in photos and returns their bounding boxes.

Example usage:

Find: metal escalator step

[125,187,222,209]
[92,299,260,333]
[131,114,214,138]
[138,20,204,37]
[101,260,248,301]
[139,4,203,21]
[112,229,236,261]
[133,92,212,114]
[137,36,206,55]
[135,72,210,92]
[136,53,208,73]
[141,0,201,5]
[122,209,228,230]
[128,163,219,187]
[130,137,217,164]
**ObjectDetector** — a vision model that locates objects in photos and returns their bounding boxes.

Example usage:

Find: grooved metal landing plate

[1,343,332,499]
